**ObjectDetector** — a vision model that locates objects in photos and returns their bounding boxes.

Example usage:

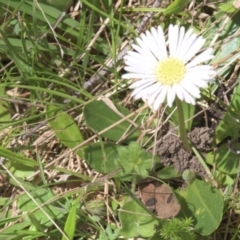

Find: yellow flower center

[155,57,186,85]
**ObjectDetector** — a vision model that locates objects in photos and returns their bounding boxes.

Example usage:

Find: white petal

[136,37,157,62]
[183,75,208,88]
[183,37,206,62]
[124,52,158,72]
[132,43,144,54]
[173,84,184,100]
[125,62,156,72]
[182,91,196,105]
[180,80,201,98]
[187,64,214,72]
[168,24,179,57]
[186,48,214,68]
[139,31,162,62]
[180,34,198,61]
[176,28,194,58]
[124,51,158,66]
[147,84,164,105]
[175,26,185,55]
[132,87,151,100]
[155,26,168,58]
[132,44,155,62]
[176,84,194,103]
[141,30,163,61]
[186,67,215,76]
[153,86,169,110]
[167,86,176,107]
[185,70,214,82]
[193,79,209,88]
[150,26,168,60]
[124,65,155,75]
[122,73,155,79]
[129,79,156,88]
[131,86,152,98]
[141,83,162,104]
[132,83,158,98]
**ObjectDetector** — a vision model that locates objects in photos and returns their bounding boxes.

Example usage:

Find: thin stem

[131,174,137,193]
[176,98,192,152]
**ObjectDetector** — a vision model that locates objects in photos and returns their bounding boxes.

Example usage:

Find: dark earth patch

[156,127,213,177]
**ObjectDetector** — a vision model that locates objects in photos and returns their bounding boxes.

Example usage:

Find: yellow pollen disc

[155,57,186,85]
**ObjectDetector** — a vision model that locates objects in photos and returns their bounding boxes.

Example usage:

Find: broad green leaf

[46,105,85,158]
[135,158,152,177]
[119,200,158,238]
[84,141,154,179]
[219,2,236,13]
[164,0,189,15]
[84,142,120,174]
[216,84,240,143]
[117,142,149,171]
[176,179,223,235]
[158,166,181,179]
[8,177,36,191]
[18,188,67,227]
[8,161,35,179]
[99,225,120,240]
[182,170,196,184]
[107,225,120,238]
[206,143,239,175]
[116,142,155,177]
[84,100,141,142]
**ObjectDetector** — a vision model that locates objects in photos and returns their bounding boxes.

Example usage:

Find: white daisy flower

[122,24,215,111]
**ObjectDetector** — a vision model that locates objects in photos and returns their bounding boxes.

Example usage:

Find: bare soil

[156,127,213,177]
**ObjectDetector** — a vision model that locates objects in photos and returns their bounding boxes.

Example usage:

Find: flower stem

[176,98,192,152]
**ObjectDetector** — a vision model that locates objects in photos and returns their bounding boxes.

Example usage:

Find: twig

[21,120,47,140]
